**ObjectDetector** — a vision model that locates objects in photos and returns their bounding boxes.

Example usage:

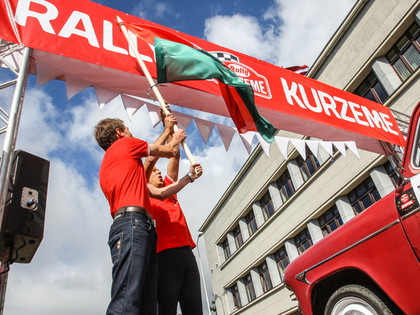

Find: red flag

[286,65,309,75]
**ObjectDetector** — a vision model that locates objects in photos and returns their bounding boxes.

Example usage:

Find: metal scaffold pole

[0,45,32,315]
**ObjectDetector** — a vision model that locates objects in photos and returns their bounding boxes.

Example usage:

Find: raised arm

[148,128,186,158]
[148,163,203,200]
[166,150,180,181]
[144,113,177,180]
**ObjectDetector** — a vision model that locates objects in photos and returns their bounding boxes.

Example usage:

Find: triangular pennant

[239,131,256,154]
[345,141,360,160]
[121,95,145,120]
[256,133,270,157]
[94,87,120,110]
[274,136,289,159]
[306,140,320,159]
[291,139,307,160]
[216,124,236,151]
[171,111,193,131]
[194,117,215,144]
[146,103,161,127]
[320,141,334,157]
[35,61,63,87]
[334,142,347,157]
[65,75,91,100]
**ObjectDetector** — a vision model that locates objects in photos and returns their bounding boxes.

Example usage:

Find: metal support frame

[391,108,411,138]
[0,42,32,315]
[384,109,411,182]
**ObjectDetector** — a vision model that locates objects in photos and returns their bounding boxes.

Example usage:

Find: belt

[114,206,156,228]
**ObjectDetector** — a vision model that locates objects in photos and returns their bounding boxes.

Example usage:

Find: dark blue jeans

[157,246,203,315]
[106,212,158,315]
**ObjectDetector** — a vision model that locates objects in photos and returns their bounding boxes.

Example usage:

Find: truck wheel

[324,284,395,315]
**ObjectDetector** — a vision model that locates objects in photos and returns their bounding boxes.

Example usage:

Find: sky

[0,0,355,314]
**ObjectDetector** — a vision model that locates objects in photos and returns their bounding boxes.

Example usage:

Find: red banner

[0,0,406,152]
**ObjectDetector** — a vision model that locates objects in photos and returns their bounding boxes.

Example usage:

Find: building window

[260,191,274,221]
[244,273,256,302]
[222,238,231,260]
[274,246,290,280]
[294,228,313,255]
[276,170,295,203]
[318,206,343,236]
[245,210,258,236]
[258,262,273,293]
[386,23,420,81]
[354,71,388,103]
[384,161,399,187]
[296,150,320,182]
[233,225,243,249]
[348,177,381,214]
[230,284,242,310]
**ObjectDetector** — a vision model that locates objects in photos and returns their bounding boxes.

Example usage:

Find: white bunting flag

[194,117,215,143]
[216,124,236,151]
[121,95,145,120]
[240,132,256,154]
[94,87,120,110]
[334,142,347,157]
[291,139,307,160]
[256,133,271,157]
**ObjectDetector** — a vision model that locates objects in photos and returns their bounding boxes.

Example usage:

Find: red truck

[283,102,420,315]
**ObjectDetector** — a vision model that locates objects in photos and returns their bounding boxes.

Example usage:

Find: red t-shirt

[99,137,150,218]
[150,176,196,253]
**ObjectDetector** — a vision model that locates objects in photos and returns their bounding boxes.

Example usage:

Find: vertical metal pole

[0,46,32,315]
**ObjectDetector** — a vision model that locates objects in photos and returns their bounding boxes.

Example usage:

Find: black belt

[114,206,156,228]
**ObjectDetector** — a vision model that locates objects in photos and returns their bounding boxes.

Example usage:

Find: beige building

[199,1,420,314]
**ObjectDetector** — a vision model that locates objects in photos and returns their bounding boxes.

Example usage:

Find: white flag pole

[117,16,196,165]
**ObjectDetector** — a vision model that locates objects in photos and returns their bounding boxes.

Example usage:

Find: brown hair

[94,118,125,151]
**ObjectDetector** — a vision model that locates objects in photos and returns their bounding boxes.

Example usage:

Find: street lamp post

[196,232,212,314]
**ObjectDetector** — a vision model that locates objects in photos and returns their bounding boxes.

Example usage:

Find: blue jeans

[106,212,158,315]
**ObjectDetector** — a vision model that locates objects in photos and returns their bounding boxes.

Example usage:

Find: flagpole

[117,16,196,165]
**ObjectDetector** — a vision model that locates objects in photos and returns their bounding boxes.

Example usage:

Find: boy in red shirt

[145,113,203,315]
